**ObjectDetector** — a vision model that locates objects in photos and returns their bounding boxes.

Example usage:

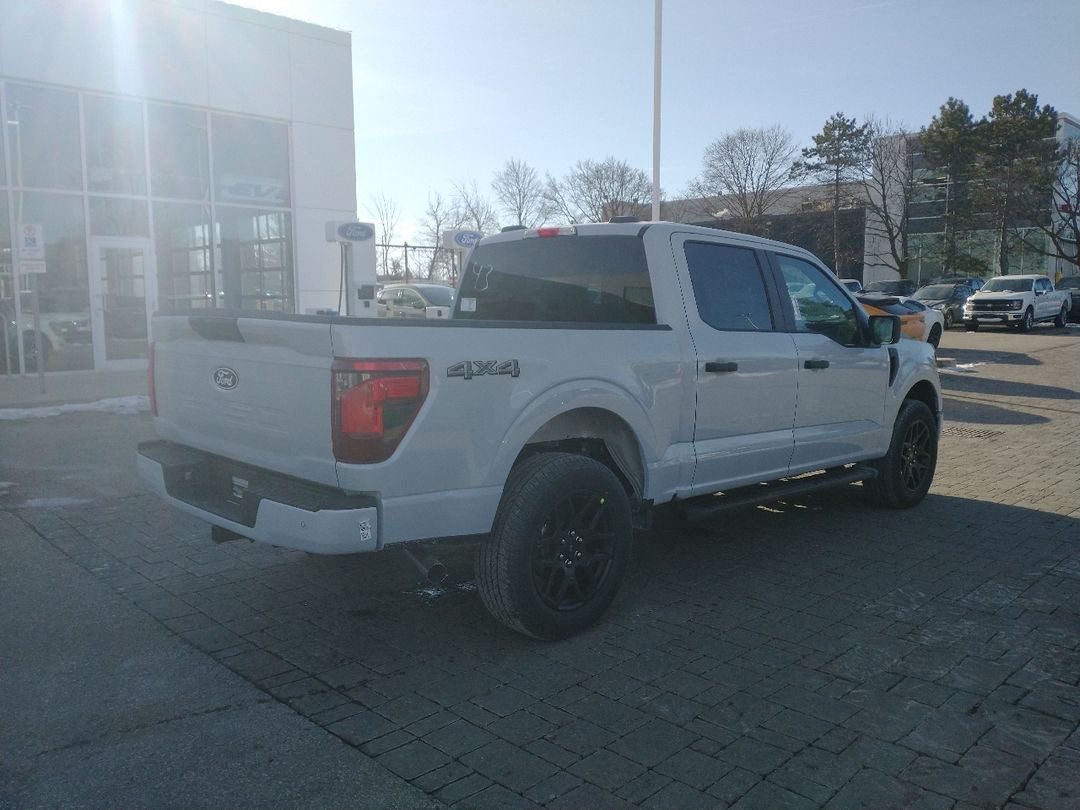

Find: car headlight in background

[1009,300,1024,310]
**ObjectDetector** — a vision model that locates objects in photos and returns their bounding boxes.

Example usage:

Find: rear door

[768,252,890,471]
[672,235,798,493]
[152,312,338,487]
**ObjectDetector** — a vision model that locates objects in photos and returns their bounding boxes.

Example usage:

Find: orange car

[857,294,925,341]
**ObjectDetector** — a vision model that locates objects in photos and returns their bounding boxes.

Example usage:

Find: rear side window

[684,242,774,331]
[454,236,656,323]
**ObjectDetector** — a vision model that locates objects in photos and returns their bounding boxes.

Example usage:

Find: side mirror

[868,314,901,345]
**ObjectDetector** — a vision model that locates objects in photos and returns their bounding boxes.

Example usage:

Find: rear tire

[1054,305,1067,329]
[943,310,955,329]
[477,453,632,640]
[928,325,942,348]
[864,400,937,509]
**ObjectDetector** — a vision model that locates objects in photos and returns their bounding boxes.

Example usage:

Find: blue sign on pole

[337,222,375,242]
[454,231,483,249]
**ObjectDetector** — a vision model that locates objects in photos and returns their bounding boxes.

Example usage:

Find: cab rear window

[453,236,655,324]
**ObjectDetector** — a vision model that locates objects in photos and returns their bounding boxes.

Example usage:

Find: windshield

[912,285,955,300]
[864,281,903,294]
[983,278,1033,293]
[1057,277,1080,290]
[418,286,454,307]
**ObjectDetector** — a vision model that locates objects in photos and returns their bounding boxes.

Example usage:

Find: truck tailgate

[152,313,338,488]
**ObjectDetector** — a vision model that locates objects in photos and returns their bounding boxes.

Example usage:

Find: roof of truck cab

[476,221,823,263]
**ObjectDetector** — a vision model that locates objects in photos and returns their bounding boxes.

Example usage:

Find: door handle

[803,359,830,369]
[704,361,738,373]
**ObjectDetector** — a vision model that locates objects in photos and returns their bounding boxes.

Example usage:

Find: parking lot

[2,327,1078,810]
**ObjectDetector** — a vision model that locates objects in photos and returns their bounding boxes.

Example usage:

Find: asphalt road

[1,324,1077,809]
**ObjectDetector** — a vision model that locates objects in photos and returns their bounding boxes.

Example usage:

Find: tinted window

[5,84,82,190]
[149,105,209,200]
[983,278,1032,293]
[684,242,773,331]
[418,286,454,307]
[211,114,290,207]
[84,95,146,194]
[454,236,655,323]
[776,254,860,346]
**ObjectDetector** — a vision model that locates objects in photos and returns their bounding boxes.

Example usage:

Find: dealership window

[211,114,291,208]
[5,84,82,190]
[154,202,213,309]
[14,192,92,371]
[84,95,147,195]
[215,207,293,312]
[1,196,13,375]
[90,197,150,237]
[148,104,209,200]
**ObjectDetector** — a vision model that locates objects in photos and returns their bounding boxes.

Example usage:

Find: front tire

[1019,307,1034,332]
[928,325,942,348]
[864,400,937,509]
[944,310,955,329]
[965,320,979,332]
[477,453,632,640]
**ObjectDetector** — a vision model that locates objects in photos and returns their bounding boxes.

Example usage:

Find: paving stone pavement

[4,328,1079,808]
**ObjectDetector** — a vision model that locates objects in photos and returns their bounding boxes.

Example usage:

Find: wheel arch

[903,379,940,427]
[512,407,647,503]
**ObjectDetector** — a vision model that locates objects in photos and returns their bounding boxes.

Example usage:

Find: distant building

[0,0,355,376]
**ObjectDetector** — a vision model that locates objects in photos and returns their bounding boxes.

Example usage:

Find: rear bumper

[137,441,379,555]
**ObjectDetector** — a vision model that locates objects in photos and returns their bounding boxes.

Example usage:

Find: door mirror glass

[869,314,901,345]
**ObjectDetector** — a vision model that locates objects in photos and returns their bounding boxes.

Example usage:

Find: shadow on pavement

[939,347,1042,366]
[941,373,1079,401]
[942,396,1049,426]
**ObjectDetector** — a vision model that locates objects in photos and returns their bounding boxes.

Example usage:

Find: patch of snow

[413,586,445,600]
[0,395,149,421]
[456,581,478,593]
[1064,323,1080,329]
[940,362,984,374]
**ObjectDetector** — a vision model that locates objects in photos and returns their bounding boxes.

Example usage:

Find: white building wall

[0,0,356,315]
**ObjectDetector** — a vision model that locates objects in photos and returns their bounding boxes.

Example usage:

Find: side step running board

[673,465,877,523]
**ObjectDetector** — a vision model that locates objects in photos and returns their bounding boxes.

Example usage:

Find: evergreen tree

[977,90,1058,274]
[920,99,979,274]
[794,112,871,273]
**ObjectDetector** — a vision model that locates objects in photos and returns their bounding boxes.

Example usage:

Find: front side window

[454,235,655,323]
[775,254,860,346]
[684,242,773,331]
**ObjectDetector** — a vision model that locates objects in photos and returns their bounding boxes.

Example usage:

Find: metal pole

[404,241,410,283]
[30,272,44,393]
[651,0,662,222]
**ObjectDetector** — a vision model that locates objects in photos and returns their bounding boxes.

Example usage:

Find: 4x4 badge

[447,360,520,380]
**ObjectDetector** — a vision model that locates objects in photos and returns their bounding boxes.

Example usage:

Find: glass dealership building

[1,0,356,376]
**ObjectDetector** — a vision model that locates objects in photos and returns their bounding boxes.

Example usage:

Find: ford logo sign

[213,367,239,390]
[454,231,482,249]
[337,222,374,242]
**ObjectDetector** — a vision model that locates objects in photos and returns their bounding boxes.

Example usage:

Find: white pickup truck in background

[138,222,941,639]
[963,274,1072,331]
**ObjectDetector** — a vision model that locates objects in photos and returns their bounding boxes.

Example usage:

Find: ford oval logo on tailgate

[213,367,239,390]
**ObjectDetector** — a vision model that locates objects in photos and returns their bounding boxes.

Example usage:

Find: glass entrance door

[89,239,154,368]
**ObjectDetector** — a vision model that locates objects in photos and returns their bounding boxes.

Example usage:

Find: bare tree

[860,117,915,277]
[452,179,500,234]
[543,157,653,223]
[492,158,546,227]
[686,125,797,227]
[366,191,399,276]
[417,191,464,280]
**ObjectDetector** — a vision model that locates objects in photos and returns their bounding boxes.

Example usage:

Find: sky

[239,0,1079,242]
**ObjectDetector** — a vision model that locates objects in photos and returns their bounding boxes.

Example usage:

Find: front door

[89,239,155,369]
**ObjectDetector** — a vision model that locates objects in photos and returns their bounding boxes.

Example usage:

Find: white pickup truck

[138,222,941,639]
[963,274,1072,331]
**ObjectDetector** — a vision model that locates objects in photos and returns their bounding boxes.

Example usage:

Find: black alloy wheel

[898,418,933,494]
[531,492,615,612]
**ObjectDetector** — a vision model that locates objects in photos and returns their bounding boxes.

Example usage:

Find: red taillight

[147,341,157,416]
[332,358,428,463]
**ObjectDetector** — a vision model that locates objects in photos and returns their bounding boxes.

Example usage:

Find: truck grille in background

[972,301,1014,311]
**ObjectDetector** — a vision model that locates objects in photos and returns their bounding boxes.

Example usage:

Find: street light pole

[651,0,662,222]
